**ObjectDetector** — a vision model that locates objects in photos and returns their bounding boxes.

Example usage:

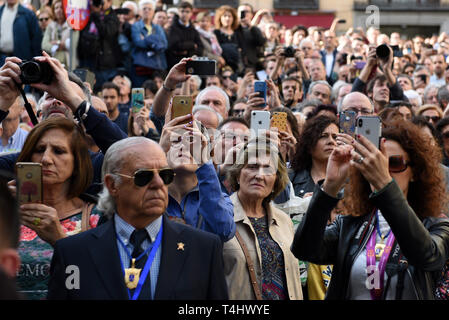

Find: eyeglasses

[39,17,49,22]
[344,107,373,115]
[232,109,245,117]
[115,168,175,187]
[388,155,410,173]
[424,115,441,123]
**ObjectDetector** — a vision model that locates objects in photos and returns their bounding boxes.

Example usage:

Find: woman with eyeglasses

[13,118,100,300]
[41,0,72,66]
[291,119,449,300]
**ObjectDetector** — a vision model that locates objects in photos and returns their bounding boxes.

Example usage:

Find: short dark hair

[366,74,388,94]
[308,104,338,119]
[142,79,158,95]
[102,82,120,96]
[0,171,19,249]
[412,115,438,140]
[178,1,193,10]
[217,116,249,131]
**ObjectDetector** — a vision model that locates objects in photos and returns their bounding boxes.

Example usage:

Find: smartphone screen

[131,88,145,113]
[16,162,43,205]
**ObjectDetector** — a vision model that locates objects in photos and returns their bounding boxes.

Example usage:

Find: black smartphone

[185,59,216,76]
[240,10,246,20]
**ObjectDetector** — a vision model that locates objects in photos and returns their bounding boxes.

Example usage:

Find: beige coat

[223,192,303,300]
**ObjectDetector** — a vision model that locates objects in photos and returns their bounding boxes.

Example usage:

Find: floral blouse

[16,208,101,300]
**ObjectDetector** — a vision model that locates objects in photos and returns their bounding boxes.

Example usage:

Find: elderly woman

[224,139,303,300]
[292,120,449,299]
[41,0,73,66]
[15,118,100,300]
[290,115,338,198]
[131,0,168,86]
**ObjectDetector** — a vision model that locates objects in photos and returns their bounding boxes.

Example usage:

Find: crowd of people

[1,0,449,301]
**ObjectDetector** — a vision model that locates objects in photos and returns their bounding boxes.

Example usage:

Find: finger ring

[356,156,364,164]
[33,217,41,226]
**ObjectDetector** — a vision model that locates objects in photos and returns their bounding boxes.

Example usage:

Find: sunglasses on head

[388,155,410,173]
[115,168,175,187]
[424,115,441,123]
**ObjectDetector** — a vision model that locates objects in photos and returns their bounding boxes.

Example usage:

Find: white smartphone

[355,116,382,149]
[250,110,271,138]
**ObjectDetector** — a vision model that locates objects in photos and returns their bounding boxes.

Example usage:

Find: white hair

[404,89,422,107]
[122,1,138,14]
[97,137,159,218]
[167,7,178,15]
[190,75,202,88]
[138,0,155,10]
[195,86,231,112]
[192,104,223,123]
[299,38,314,49]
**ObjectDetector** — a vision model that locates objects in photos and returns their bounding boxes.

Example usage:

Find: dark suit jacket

[47,215,228,300]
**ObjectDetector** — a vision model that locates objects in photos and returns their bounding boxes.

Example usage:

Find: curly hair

[290,115,338,172]
[345,119,447,218]
[214,5,239,30]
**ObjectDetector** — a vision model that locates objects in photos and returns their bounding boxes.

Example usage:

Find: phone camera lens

[26,173,32,179]
[258,121,262,125]
[358,119,363,127]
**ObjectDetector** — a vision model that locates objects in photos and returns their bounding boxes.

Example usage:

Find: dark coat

[291,180,449,300]
[47,215,229,300]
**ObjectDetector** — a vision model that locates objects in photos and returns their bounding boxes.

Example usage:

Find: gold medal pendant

[124,258,142,289]
[375,243,385,260]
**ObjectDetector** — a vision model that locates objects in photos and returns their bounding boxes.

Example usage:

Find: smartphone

[419,74,428,82]
[185,59,216,76]
[271,111,287,132]
[73,68,95,88]
[354,61,366,70]
[254,81,267,108]
[16,162,43,205]
[131,88,145,113]
[355,116,382,149]
[250,110,271,138]
[240,10,246,20]
[171,95,193,124]
[339,110,357,137]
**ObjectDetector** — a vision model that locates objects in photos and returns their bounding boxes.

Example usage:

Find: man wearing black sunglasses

[48,137,228,300]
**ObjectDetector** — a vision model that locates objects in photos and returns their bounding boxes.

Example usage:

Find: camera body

[92,0,103,7]
[283,46,296,58]
[376,44,390,60]
[185,57,216,76]
[19,59,54,85]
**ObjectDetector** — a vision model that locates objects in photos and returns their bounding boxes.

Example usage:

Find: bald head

[340,92,374,115]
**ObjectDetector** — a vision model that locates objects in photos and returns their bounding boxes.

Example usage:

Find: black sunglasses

[115,168,175,186]
[39,17,49,22]
[388,155,410,173]
[424,115,441,123]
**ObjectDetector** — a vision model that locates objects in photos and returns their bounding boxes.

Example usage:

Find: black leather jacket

[291,180,449,300]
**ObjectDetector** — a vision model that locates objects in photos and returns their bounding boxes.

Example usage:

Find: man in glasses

[48,137,228,300]
[340,92,375,116]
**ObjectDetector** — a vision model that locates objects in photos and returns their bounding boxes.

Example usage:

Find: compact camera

[185,57,216,76]
[19,59,54,85]
[282,46,296,58]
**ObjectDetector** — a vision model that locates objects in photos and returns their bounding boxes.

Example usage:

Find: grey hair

[299,38,314,49]
[138,0,155,10]
[97,137,156,218]
[423,83,443,102]
[123,0,138,14]
[307,80,332,96]
[404,89,422,107]
[195,86,231,112]
[296,98,321,112]
[192,104,223,123]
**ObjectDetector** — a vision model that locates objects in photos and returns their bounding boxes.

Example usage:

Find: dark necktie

[129,228,152,300]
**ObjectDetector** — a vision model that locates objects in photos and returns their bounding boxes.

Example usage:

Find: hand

[322,144,354,197]
[0,57,22,112]
[159,113,193,153]
[135,107,156,135]
[20,203,66,246]
[241,71,255,87]
[7,179,16,197]
[294,49,305,63]
[246,92,266,109]
[274,46,285,62]
[31,52,83,112]
[222,142,245,168]
[279,131,297,160]
[188,120,210,166]
[266,79,281,109]
[164,57,192,89]
[366,46,377,67]
[350,135,392,192]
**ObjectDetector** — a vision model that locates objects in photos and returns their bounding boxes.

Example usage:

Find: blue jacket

[166,161,235,242]
[0,4,42,60]
[131,21,167,70]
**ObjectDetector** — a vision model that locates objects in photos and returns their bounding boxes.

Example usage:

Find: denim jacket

[131,21,167,70]
[166,161,236,242]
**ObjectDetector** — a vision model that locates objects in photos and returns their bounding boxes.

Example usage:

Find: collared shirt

[325,52,334,77]
[166,161,235,242]
[0,127,28,154]
[430,74,446,86]
[0,3,19,53]
[114,214,162,300]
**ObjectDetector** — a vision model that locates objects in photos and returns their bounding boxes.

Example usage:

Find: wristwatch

[75,101,91,121]
[162,82,175,92]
